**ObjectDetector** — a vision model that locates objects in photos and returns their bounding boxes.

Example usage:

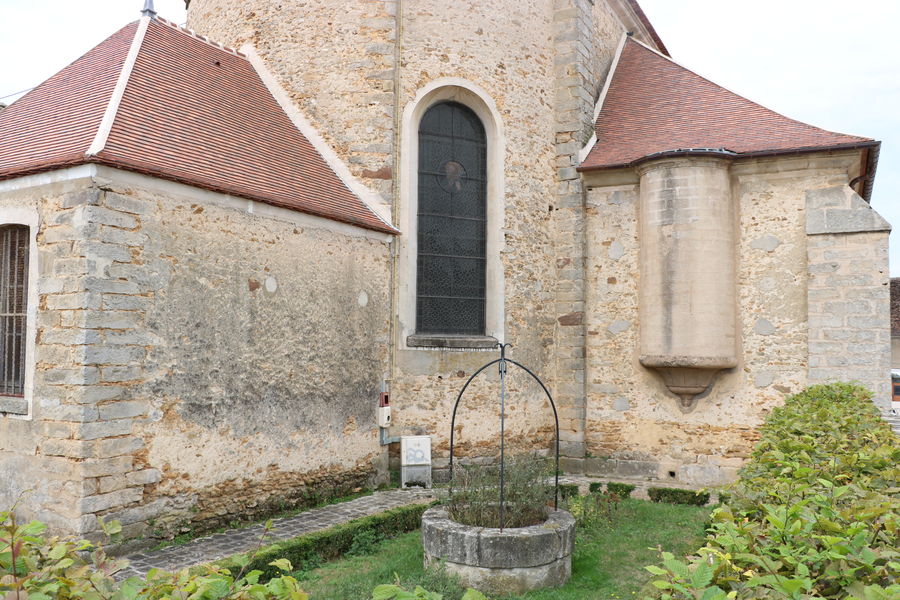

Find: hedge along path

[116,489,435,580]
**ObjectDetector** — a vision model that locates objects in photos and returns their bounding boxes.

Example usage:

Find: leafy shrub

[0,509,308,599]
[647,487,710,506]
[558,483,579,499]
[588,481,604,494]
[447,456,553,528]
[643,382,900,599]
[607,482,636,499]
[220,502,431,580]
[346,528,384,556]
[563,491,620,532]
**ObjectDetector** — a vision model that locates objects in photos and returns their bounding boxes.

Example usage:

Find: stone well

[421,506,575,595]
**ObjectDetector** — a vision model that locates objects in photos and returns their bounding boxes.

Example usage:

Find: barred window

[1,225,29,398]
[416,102,487,335]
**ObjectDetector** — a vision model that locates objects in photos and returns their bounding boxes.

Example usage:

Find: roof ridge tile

[86,16,150,157]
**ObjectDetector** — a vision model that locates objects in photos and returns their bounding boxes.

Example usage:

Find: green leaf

[773,578,811,597]
[691,562,714,589]
[48,543,68,560]
[102,520,123,535]
[662,557,690,580]
[461,589,488,600]
[644,565,668,576]
[700,587,727,600]
[269,558,293,572]
[19,521,46,536]
[372,584,402,600]
[244,570,261,585]
[859,547,877,565]
[863,585,895,600]
[413,585,441,600]
[231,553,250,567]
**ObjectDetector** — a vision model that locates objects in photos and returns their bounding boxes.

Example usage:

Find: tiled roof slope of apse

[0,18,395,234]
[580,39,880,197]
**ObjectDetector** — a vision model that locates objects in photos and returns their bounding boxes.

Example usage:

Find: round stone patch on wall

[264,276,278,293]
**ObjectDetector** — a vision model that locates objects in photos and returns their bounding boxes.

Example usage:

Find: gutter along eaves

[577,141,882,174]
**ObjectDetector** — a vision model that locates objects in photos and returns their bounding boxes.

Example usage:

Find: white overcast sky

[1,1,898,272]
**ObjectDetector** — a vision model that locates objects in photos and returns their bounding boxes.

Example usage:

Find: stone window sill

[0,395,28,415]
[406,334,498,350]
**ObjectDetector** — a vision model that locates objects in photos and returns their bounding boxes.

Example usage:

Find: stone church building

[0,0,891,540]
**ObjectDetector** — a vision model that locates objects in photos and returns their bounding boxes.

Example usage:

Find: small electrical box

[377,392,391,428]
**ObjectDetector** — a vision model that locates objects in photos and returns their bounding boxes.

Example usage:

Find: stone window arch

[398,79,506,348]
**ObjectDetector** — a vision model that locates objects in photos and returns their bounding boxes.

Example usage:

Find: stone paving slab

[116,489,434,580]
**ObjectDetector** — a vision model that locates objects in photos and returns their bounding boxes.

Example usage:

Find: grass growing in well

[294,498,710,600]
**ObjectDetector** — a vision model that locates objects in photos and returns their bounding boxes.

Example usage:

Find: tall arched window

[416,102,487,335]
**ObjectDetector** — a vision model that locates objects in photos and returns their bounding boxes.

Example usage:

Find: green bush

[563,491,620,532]
[220,502,431,580]
[447,456,553,528]
[588,481,604,494]
[643,382,900,599]
[558,483,580,499]
[607,482,636,499]
[0,510,309,599]
[1,502,433,599]
[647,487,710,506]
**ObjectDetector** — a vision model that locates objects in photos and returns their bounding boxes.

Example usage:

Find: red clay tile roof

[579,38,878,173]
[0,18,395,234]
[0,23,138,178]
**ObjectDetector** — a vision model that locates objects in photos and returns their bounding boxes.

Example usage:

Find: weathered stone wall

[0,174,101,535]
[550,0,627,459]
[390,0,560,460]
[3,167,393,540]
[578,153,890,486]
[129,179,391,536]
[184,0,633,464]
[805,184,891,407]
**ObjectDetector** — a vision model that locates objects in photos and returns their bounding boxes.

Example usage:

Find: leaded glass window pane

[416,102,487,335]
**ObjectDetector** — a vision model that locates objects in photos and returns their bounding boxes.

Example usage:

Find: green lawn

[292,498,710,600]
